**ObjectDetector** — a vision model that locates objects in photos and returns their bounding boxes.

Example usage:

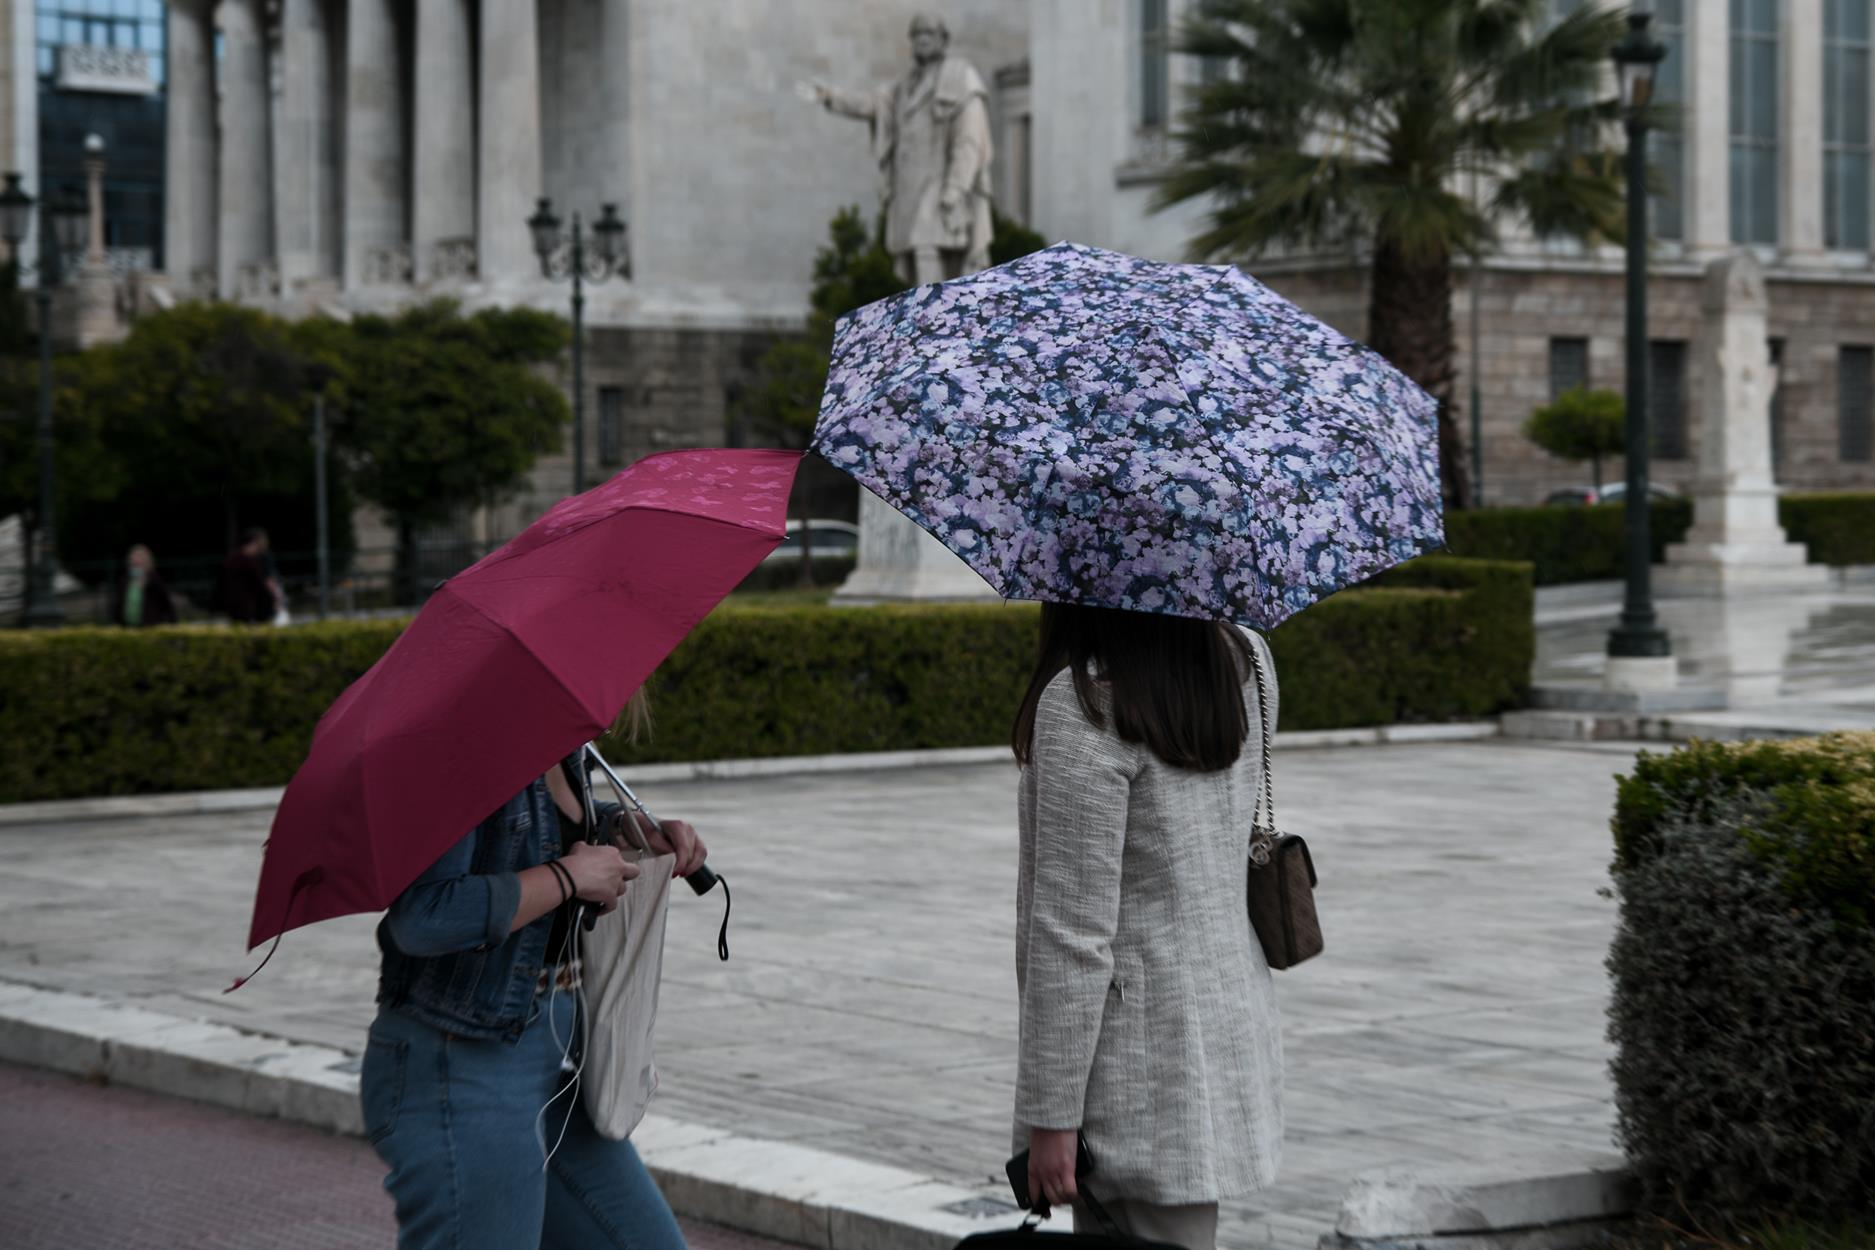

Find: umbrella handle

[583,743,721,898]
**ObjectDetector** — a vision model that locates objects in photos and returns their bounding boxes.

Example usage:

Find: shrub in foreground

[1607,734,1875,1224]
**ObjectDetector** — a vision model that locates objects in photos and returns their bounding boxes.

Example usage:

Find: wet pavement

[1533,583,1875,721]
[0,740,1648,1250]
[0,1060,800,1250]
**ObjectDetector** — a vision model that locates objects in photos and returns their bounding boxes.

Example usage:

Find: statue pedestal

[830,491,999,603]
[1657,252,1828,598]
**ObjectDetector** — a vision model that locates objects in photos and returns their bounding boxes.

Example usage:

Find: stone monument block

[1658,252,1828,596]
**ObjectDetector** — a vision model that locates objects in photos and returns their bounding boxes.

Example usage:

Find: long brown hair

[1010,604,1254,772]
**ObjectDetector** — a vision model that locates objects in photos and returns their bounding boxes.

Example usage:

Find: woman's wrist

[546,859,574,904]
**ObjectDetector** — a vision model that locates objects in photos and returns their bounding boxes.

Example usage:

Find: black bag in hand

[957,1186,1187,1250]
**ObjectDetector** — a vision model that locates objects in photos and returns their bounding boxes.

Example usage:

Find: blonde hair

[612,687,654,744]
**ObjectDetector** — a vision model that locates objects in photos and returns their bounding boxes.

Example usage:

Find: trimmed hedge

[0,556,1534,802]
[1782,492,1875,568]
[1607,733,1875,1223]
[1445,492,1875,585]
[1444,501,1692,585]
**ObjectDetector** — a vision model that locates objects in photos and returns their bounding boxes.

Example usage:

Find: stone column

[343,0,407,288]
[1782,0,1825,260]
[476,0,542,287]
[164,0,217,296]
[1686,0,1731,255]
[412,0,475,282]
[216,0,272,299]
[275,0,337,292]
[1659,252,1828,595]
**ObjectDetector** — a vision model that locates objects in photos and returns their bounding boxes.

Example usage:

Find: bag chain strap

[1248,639,1277,868]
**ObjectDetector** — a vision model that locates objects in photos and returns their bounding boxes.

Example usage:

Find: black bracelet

[546,860,574,906]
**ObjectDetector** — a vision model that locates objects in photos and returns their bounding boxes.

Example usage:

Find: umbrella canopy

[246,448,800,949]
[811,242,1443,628]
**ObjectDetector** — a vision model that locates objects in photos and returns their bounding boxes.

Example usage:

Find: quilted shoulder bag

[1245,641,1323,970]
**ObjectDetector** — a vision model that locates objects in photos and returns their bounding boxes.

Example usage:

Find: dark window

[1649,340,1689,460]
[1140,0,1169,130]
[598,386,625,468]
[1768,337,1786,476]
[1842,346,1874,462]
[1549,337,1590,400]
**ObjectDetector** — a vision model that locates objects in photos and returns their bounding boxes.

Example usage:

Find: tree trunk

[1367,238,1474,510]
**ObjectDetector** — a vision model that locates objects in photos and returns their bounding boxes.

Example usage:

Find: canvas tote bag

[575,770,676,1140]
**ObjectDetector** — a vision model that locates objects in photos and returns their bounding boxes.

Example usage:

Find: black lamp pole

[1607,13,1671,665]
[529,200,628,496]
[0,173,86,627]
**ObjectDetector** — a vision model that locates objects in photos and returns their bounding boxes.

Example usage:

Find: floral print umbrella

[811,241,1445,629]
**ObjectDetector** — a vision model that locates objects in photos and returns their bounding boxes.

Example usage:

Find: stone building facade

[1018,0,1875,504]
[158,0,1029,542]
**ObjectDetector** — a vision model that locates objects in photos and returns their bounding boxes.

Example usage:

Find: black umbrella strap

[714,875,731,962]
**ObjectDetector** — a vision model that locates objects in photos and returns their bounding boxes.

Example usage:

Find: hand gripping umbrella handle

[583,746,730,957]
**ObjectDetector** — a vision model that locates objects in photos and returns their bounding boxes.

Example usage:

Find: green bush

[0,558,1535,802]
[1607,733,1875,1222]
[1271,556,1533,728]
[1781,493,1875,567]
[1613,734,1875,928]
[1446,493,1875,586]
[1443,500,1693,585]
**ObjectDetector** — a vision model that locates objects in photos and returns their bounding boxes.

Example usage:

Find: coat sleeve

[1016,684,1137,1131]
[381,823,522,958]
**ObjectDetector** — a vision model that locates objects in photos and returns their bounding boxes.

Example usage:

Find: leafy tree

[1158,0,1640,509]
[1525,385,1624,491]
[740,207,907,583]
[46,303,348,598]
[325,300,569,601]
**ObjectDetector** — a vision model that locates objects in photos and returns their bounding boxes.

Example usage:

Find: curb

[0,979,1033,1250]
[0,724,1504,827]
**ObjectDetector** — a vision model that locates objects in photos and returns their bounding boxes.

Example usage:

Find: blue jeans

[361,988,686,1250]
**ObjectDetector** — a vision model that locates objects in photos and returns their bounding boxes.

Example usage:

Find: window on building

[1139,0,1170,131]
[598,386,625,468]
[1549,337,1590,400]
[1730,0,1780,246]
[1768,337,1787,475]
[1645,0,1687,241]
[35,1,166,85]
[1825,0,1872,250]
[1650,340,1690,460]
[1842,345,1874,462]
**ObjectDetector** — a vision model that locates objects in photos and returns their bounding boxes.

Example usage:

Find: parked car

[1543,483,1682,507]
[761,518,860,563]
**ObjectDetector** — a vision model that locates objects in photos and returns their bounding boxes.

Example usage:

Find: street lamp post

[1606,13,1672,680]
[0,172,92,627]
[527,200,628,496]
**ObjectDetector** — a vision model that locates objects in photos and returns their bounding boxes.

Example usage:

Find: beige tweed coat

[1013,634,1283,1205]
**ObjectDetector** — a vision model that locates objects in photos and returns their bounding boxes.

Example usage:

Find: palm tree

[1157,0,1636,509]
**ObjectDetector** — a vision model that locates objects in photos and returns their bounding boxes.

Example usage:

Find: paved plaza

[0,738,1649,1249]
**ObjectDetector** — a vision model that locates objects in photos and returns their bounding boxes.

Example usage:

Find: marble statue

[812,13,995,286]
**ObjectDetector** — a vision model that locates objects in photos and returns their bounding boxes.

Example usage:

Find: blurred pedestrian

[1009,608,1284,1250]
[216,527,276,624]
[110,544,177,627]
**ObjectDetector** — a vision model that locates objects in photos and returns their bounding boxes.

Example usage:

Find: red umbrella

[245,448,802,951]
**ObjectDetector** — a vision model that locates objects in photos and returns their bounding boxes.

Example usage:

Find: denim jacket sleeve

[381,823,522,959]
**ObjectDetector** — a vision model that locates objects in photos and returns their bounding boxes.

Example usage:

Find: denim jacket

[374,766,619,1043]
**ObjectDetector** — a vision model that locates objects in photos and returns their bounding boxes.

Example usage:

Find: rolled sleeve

[383,826,524,958]
[1016,688,1135,1131]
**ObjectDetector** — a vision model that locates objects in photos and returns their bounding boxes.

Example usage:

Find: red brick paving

[0,1061,801,1250]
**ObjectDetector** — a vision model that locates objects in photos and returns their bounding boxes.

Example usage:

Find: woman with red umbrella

[362,691,710,1250]
[244,450,804,1250]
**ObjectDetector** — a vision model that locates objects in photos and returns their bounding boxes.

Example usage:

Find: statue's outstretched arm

[809,79,879,122]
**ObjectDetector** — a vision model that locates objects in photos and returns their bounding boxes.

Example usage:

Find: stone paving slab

[0,740,1646,1249]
